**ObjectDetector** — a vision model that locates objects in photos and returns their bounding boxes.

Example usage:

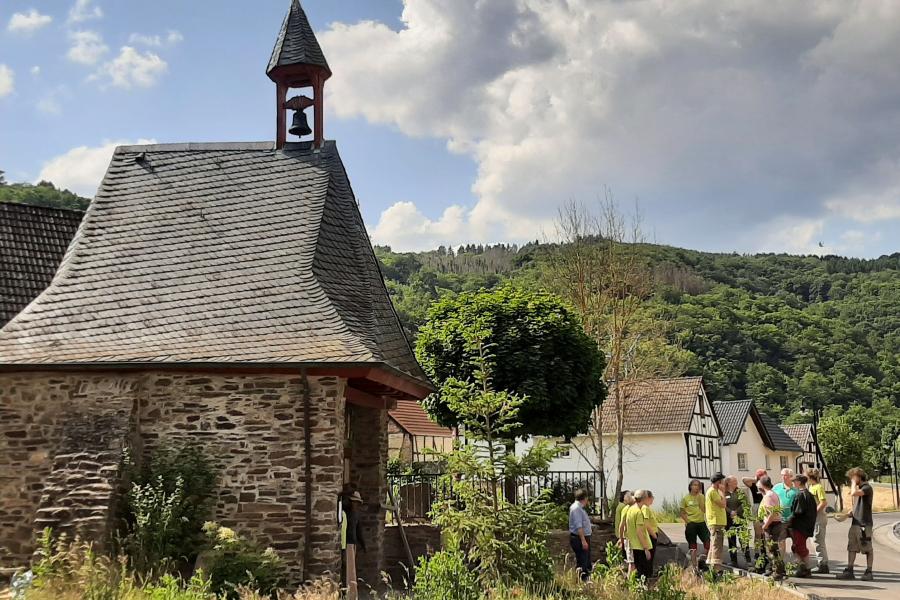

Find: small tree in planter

[417,328,560,589]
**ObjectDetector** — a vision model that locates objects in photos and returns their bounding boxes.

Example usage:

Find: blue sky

[2,1,900,258]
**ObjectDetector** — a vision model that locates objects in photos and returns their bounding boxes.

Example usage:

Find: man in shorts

[836,467,874,581]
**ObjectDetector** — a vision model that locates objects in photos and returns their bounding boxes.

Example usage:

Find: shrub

[19,530,214,600]
[200,522,284,599]
[120,445,217,572]
[413,549,480,600]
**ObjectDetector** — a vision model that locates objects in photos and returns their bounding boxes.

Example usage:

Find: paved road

[661,511,900,599]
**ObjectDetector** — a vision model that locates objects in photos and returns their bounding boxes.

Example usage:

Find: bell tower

[267,0,331,149]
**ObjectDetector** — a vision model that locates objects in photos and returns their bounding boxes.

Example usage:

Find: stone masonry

[0,370,372,583]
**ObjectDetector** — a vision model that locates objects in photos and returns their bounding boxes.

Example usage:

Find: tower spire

[267,0,331,149]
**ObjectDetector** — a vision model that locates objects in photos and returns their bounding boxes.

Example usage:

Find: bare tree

[543,190,691,511]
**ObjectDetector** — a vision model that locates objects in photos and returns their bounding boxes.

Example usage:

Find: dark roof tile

[267,0,329,74]
[600,376,704,433]
[712,400,752,445]
[0,142,428,388]
[758,413,804,453]
[0,203,84,327]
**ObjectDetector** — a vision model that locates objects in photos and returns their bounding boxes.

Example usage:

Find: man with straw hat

[341,489,367,600]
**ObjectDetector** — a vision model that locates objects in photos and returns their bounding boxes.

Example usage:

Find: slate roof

[782,424,813,448]
[712,400,753,445]
[267,0,330,75]
[0,141,428,388]
[600,376,705,433]
[0,203,84,328]
[758,413,804,453]
[389,400,453,438]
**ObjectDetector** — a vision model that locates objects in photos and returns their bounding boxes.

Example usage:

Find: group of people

[568,465,875,583]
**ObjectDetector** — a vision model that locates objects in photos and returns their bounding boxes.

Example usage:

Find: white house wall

[518,433,700,506]
[722,417,802,478]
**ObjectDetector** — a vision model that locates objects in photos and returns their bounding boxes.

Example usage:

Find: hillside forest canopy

[377,239,900,471]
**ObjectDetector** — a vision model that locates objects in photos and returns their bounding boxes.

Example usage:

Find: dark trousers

[633,548,653,579]
[570,534,592,580]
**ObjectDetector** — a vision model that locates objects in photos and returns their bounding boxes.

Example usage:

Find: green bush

[413,549,480,600]
[200,522,284,599]
[120,445,217,572]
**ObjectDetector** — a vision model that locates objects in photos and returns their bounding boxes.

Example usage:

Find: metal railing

[387,470,603,521]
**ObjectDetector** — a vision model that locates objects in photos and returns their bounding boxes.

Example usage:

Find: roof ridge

[0,201,85,215]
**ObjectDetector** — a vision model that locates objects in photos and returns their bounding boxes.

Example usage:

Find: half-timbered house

[529,377,723,504]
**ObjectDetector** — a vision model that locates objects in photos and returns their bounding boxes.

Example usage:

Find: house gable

[685,384,722,479]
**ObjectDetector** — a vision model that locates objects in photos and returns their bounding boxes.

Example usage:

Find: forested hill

[0,170,91,211]
[376,243,900,426]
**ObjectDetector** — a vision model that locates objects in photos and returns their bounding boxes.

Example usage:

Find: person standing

[806,468,829,573]
[680,479,710,569]
[786,474,817,578]
[614,490,632,543]
[836,468,875,581]
[625,489,654,580]
[706,473,728,574]
[639,490,659,572]
[742,469,767,570]
[725,475,751,566]
[616,491,636,573]
[773,468,798,522]
[758,476,787,581]
[569,488,593,581]
[341,491,366,600]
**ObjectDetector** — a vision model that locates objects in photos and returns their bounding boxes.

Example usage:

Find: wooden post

[387,485,415,583]
[276,82,287,149]
[314,75,324,148]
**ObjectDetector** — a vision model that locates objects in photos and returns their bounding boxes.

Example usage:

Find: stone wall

[137,373,346,582]
[0,370,352,583]
[0,373,136,571]
[347,403,388,587]
[383,523,441,588]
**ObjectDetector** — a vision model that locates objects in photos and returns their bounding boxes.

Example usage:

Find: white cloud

[0,65,14,98]
[322,0,900,255]
[36,86,69,116]
[67,30,108,65]
[37,138,156,196]
[30,66,41,76]
[824,159,900,223]
[755,216,827,255]
[370,201,470,251]
[8,9,52,34]
[91,46,167,89]
[128,30,183,47]
[68,0,103,25]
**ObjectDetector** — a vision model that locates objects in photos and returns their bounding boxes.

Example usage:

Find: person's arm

[742,477,757,488]
[635,510,652,558]
[712,486,726,508]
[679,499,689,524]
[578,508,589,550]
[849,481,865,497]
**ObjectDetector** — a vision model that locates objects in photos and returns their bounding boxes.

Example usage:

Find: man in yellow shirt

[625,489,654,580]
[806,468,829,573]
[706,473,728,573]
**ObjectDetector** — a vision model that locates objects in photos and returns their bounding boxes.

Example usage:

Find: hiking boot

[815,565,830,575]
[835,568,855,580]
[772,572,786,581]
[860,570,874,581]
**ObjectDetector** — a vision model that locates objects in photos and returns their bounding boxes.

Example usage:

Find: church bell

[289,109,312,137]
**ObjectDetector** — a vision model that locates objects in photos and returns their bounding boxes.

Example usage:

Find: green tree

[818,414,870,507]
[416,285,606,439]
[422,329,560,588]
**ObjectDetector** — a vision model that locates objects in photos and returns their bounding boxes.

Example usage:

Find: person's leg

[685,524,699,568]
[584,536,593,579]
[709,526,724,572]
[727,526,738,564]
[861,526,874,580]
[570,536,588,580]
[837,525,859,579]
[699,523,711,566]
[813,513,829,572]
[649,536,657,576]
[346,543,358,600]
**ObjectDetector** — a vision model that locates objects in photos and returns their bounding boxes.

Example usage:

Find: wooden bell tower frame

[268,63,331,150]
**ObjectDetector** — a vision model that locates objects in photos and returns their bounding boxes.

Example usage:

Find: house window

[737,453,748,471]
[696,439,702,456]
[780,456,788,469]
[699,396,705,417]
[765,455,771,470]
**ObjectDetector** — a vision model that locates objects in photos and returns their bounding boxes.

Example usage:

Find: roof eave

[0,360,434,399]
